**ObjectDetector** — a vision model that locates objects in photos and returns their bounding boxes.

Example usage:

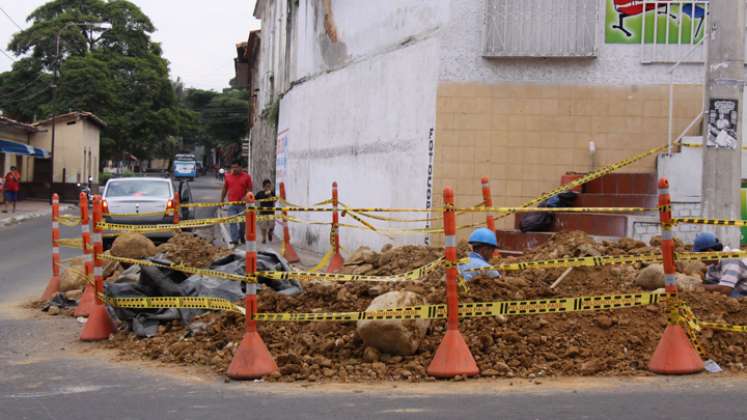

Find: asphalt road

[1,176,747,420]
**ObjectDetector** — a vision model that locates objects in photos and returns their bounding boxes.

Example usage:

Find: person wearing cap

[693,231,747,298]
[458,227,500,281]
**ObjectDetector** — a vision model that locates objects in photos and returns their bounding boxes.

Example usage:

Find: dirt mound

[156,233,231,268]
[111,233,157,259]
[102,231,747,381]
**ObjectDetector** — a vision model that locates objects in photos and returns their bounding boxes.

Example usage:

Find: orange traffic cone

[648,324,704,374]
[427,329,480,378]
[283,240,300,264]
[325,252,344,273]
[40,275,61,301]
[80,303,114,341]
[74,283,97,316]
[226,331,279,379]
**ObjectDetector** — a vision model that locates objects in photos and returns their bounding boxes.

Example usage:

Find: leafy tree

[179,87,249,148]
[0,0,196,160]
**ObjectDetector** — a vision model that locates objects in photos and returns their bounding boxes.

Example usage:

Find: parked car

[101,177,193,246]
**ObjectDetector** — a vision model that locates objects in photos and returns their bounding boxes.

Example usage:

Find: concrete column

[702,0,746,248]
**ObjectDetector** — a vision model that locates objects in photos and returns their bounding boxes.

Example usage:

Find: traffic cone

[226,331,279,379]
[283,239,300,264]
[648,324,704,374]
[427,329,479,378]
[74,283,97,316]
[80,303,114,341]
[40,275,61,301]
[325,252,344,273]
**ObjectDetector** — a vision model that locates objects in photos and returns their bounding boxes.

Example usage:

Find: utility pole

[702,0,745,248]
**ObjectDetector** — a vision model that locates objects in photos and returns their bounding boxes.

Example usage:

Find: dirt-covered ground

[60,231,747,382]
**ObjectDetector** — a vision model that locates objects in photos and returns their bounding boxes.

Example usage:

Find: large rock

[635,264,703,291]
[60,257,87,292]
[110,233,157,259]
[356,291,430,355]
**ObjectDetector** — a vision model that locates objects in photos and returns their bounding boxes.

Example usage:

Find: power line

[0,47,16,62]
[0,6,23,31]
[0,74,45,99]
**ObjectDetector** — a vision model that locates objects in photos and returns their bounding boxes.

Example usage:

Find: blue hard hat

[693,231,721,252]
[468,228,498,247]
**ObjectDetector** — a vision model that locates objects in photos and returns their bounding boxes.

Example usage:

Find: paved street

[1,176,747,420]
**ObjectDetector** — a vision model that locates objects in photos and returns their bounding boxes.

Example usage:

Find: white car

[101,178,193,242]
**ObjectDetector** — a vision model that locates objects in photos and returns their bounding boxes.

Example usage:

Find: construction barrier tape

[58,215,82,226]
[673,217,747,227]
[98,253,253,283]
[107,211,168,217]
[700,321,747,333]
[253,291,664,322]
[58,238,84,248]
[259,257,445,283]
[97,213,280,233]
[102,294,244,313]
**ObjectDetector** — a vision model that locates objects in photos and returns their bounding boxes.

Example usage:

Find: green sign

[605,0,708,44]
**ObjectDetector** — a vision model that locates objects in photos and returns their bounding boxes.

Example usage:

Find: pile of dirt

[156,233,231,268]
[111,233,157,259]
[102,231,747,381]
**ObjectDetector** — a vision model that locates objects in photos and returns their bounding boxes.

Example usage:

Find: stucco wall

[439,0,713,86]
[278,37,440,253]
[31,119,100,184]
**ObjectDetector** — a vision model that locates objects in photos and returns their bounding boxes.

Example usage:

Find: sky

[0,0,261,91]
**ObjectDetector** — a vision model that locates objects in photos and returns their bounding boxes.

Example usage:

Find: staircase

[496,173,658,252]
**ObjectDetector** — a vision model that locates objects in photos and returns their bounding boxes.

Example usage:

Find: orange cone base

[226,331,279,379]
[325,253,345,273]
[283,242,301,264]
[40,275,61,301]
[80,303,114,342]
[74,284,97,317]
[649,324,704,375]
[427,329,480,378]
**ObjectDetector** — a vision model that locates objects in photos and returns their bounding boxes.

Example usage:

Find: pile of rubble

[102,231,747,382]
[155,232,231,268]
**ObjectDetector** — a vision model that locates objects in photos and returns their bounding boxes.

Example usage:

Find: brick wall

[432,82,703,244]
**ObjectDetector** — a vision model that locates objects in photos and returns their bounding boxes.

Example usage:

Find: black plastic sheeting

[106,250,302,337]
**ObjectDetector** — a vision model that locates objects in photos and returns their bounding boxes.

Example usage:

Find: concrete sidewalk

[0,199,72,227]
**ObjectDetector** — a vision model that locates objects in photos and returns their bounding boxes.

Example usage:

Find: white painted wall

[277,37,441,253]
[293,0,449,80]
[439,0,718,86]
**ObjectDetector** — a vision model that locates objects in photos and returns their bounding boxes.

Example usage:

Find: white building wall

[278,37,441,253]
[439,0,713,85]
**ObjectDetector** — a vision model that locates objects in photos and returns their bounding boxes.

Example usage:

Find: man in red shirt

[220,161,253,245]
[3,166,20,214]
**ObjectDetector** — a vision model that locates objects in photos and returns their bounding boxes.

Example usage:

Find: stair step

[574,193,657,208]
[583,173,657,195]
[515,213,630,237]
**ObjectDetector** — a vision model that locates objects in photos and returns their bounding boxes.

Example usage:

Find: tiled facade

[431,82,704,242]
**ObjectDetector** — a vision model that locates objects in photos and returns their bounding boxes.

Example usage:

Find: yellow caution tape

[260,257,444,283]
[673,217,747,227]
[98,253,253,283]
[102,294,244,313]
[58,238,84,248]
[107,211,168,217]
[308,249,335,273]
[97,213,279,233]
[58,215,82,226]
[699,321,747,333]
[500,143,670,221]
[254,291,664,322]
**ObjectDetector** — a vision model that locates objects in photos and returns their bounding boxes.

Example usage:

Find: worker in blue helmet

[693,231,747,298]
[458,228,500,281]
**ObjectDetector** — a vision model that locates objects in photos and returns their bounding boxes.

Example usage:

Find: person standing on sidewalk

[221,161,252,246]
[3,166,20,214]
[255,179,276,244]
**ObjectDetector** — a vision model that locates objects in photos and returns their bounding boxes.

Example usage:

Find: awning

[0,139,50,158]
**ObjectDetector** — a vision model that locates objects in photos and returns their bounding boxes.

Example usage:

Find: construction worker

[458,227,500,281]
[693,231,747,298]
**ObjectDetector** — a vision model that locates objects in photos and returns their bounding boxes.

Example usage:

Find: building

[1,111,104,200]
[0,115,48,198]
[253,0,738,252]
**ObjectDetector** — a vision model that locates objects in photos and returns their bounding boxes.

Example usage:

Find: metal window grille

[638,0,710,63]
[482,0,599,58]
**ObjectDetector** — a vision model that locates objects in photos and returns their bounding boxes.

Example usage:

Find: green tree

[0,0,195,160]
[179,87,249,148]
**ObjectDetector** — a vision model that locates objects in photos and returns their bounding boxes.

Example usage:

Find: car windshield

[106,181,171,198]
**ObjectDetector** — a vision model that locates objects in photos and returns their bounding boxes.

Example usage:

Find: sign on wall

[276,129,288,183]
[605,0,708,44]
[706,99,739,149]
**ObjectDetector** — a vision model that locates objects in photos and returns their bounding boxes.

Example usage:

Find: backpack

[518,192,578,232]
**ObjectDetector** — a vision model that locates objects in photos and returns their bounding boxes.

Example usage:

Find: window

[483,0,598,58]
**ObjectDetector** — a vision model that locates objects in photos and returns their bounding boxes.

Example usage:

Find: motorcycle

[77,176,94,207]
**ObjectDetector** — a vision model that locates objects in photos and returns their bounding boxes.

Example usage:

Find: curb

[0,204,73,227]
